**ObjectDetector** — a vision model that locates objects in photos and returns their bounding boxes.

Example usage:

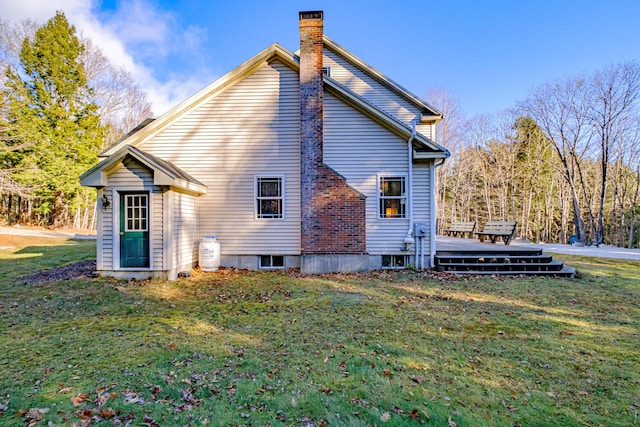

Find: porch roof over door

[80,145,207,195]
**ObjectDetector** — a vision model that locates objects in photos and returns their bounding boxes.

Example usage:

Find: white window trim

[124,194,149,232]
[255,175,286,220]
[258,255,285,270]
[378,175,408,219]
[382,254,410,269]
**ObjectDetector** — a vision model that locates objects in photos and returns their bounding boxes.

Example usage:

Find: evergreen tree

[1,11,105,226]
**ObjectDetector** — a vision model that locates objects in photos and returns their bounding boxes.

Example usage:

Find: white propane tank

[199,235,220,272]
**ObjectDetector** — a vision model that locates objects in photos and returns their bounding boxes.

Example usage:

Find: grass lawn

[0,235,638,426]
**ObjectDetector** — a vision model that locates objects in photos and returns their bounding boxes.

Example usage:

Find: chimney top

[299,11,323,21]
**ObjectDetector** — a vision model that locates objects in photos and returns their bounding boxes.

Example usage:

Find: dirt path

[0,225,96,240]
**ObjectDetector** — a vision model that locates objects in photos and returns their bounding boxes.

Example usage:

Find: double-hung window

[256,176,283,219]
[379,176,406,218]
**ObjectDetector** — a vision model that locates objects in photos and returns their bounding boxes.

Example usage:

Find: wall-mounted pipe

[430,158,446,268]
[404,118,418,249]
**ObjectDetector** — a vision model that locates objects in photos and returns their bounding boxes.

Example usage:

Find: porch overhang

[80,145,207,195]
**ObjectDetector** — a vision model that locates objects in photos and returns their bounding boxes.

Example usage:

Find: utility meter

[414,222,427,237]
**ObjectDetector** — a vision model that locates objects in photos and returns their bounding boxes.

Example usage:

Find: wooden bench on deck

[476,221,518,245]
[443,221,476,238]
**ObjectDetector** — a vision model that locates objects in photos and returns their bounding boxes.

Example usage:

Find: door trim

[112,188,154,271]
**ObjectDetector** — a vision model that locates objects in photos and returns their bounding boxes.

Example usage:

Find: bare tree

[587,62,640,245]
[425,86,467,229]
[80,38,153,146]
[520,77,592,244]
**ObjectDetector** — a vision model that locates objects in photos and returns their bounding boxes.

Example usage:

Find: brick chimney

[299,11,367,258]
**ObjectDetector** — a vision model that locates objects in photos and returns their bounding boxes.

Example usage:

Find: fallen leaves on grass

[71,393,90,406]
[19,407,49,425]
[142,414,160,426]
[285,267,463,284]
[124,390,143,404]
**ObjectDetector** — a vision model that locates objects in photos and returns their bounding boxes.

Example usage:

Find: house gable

[102,39,447,162]
[100,43,300,158]
[131,58,303,257]
[321,37,442,140]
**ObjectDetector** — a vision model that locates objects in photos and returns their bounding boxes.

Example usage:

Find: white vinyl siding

[151,192,163,270]
[98,189,113,270]
[107,157,154,187]
[323,48,433,140]
[324,91,412,254]
[172,191,199,272]
[138,60,301,256]
[413,162,433,243]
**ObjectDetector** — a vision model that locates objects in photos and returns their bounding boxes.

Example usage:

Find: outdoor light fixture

[101,194,110,211]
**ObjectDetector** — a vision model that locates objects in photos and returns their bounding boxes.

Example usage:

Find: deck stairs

[434,248,576,277]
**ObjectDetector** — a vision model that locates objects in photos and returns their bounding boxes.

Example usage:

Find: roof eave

[81,146,207,195]
[414,150,451,160]
[324,77,448,155]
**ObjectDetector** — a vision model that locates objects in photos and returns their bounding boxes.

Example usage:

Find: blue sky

[3,0,640,117]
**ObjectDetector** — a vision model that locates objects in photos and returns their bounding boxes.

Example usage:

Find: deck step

[437,265,576,278]
[435,255,554,264]
[436,260,565,272]
[434,248,575,277]
[436,249,543,257]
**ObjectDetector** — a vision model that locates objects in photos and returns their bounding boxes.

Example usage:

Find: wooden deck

[435,236,575,277]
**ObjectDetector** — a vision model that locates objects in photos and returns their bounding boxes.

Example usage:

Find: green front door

[120,193,150,268]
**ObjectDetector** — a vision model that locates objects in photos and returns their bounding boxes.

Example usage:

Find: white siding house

[81,11,449,279]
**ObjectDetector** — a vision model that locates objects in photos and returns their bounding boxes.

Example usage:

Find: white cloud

[0,0,216,116]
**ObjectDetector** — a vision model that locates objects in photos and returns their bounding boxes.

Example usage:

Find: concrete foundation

[219,255,301,271]
[300,254,370,274]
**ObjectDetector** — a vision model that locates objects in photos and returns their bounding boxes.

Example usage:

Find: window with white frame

[256,176,283,219]
[125,194,148,231]
[382,255,408,269]
[379,176,406,218]
[259,255,284,269]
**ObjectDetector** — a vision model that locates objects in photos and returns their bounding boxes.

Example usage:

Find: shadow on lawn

[2,262,638,426]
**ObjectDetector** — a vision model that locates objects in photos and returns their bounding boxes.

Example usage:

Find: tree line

[0,11,152,228]
[430,62,640,248]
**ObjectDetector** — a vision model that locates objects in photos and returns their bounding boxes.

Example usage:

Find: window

[125,194,148,231]
[379,176,406,218]
[256,176,283,219]
[382,255,408,269]
[322,66,331,77]
[259,255,284,269]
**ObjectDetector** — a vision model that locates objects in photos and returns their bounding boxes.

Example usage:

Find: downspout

[404,119,418,250]
[430,158,446,267]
